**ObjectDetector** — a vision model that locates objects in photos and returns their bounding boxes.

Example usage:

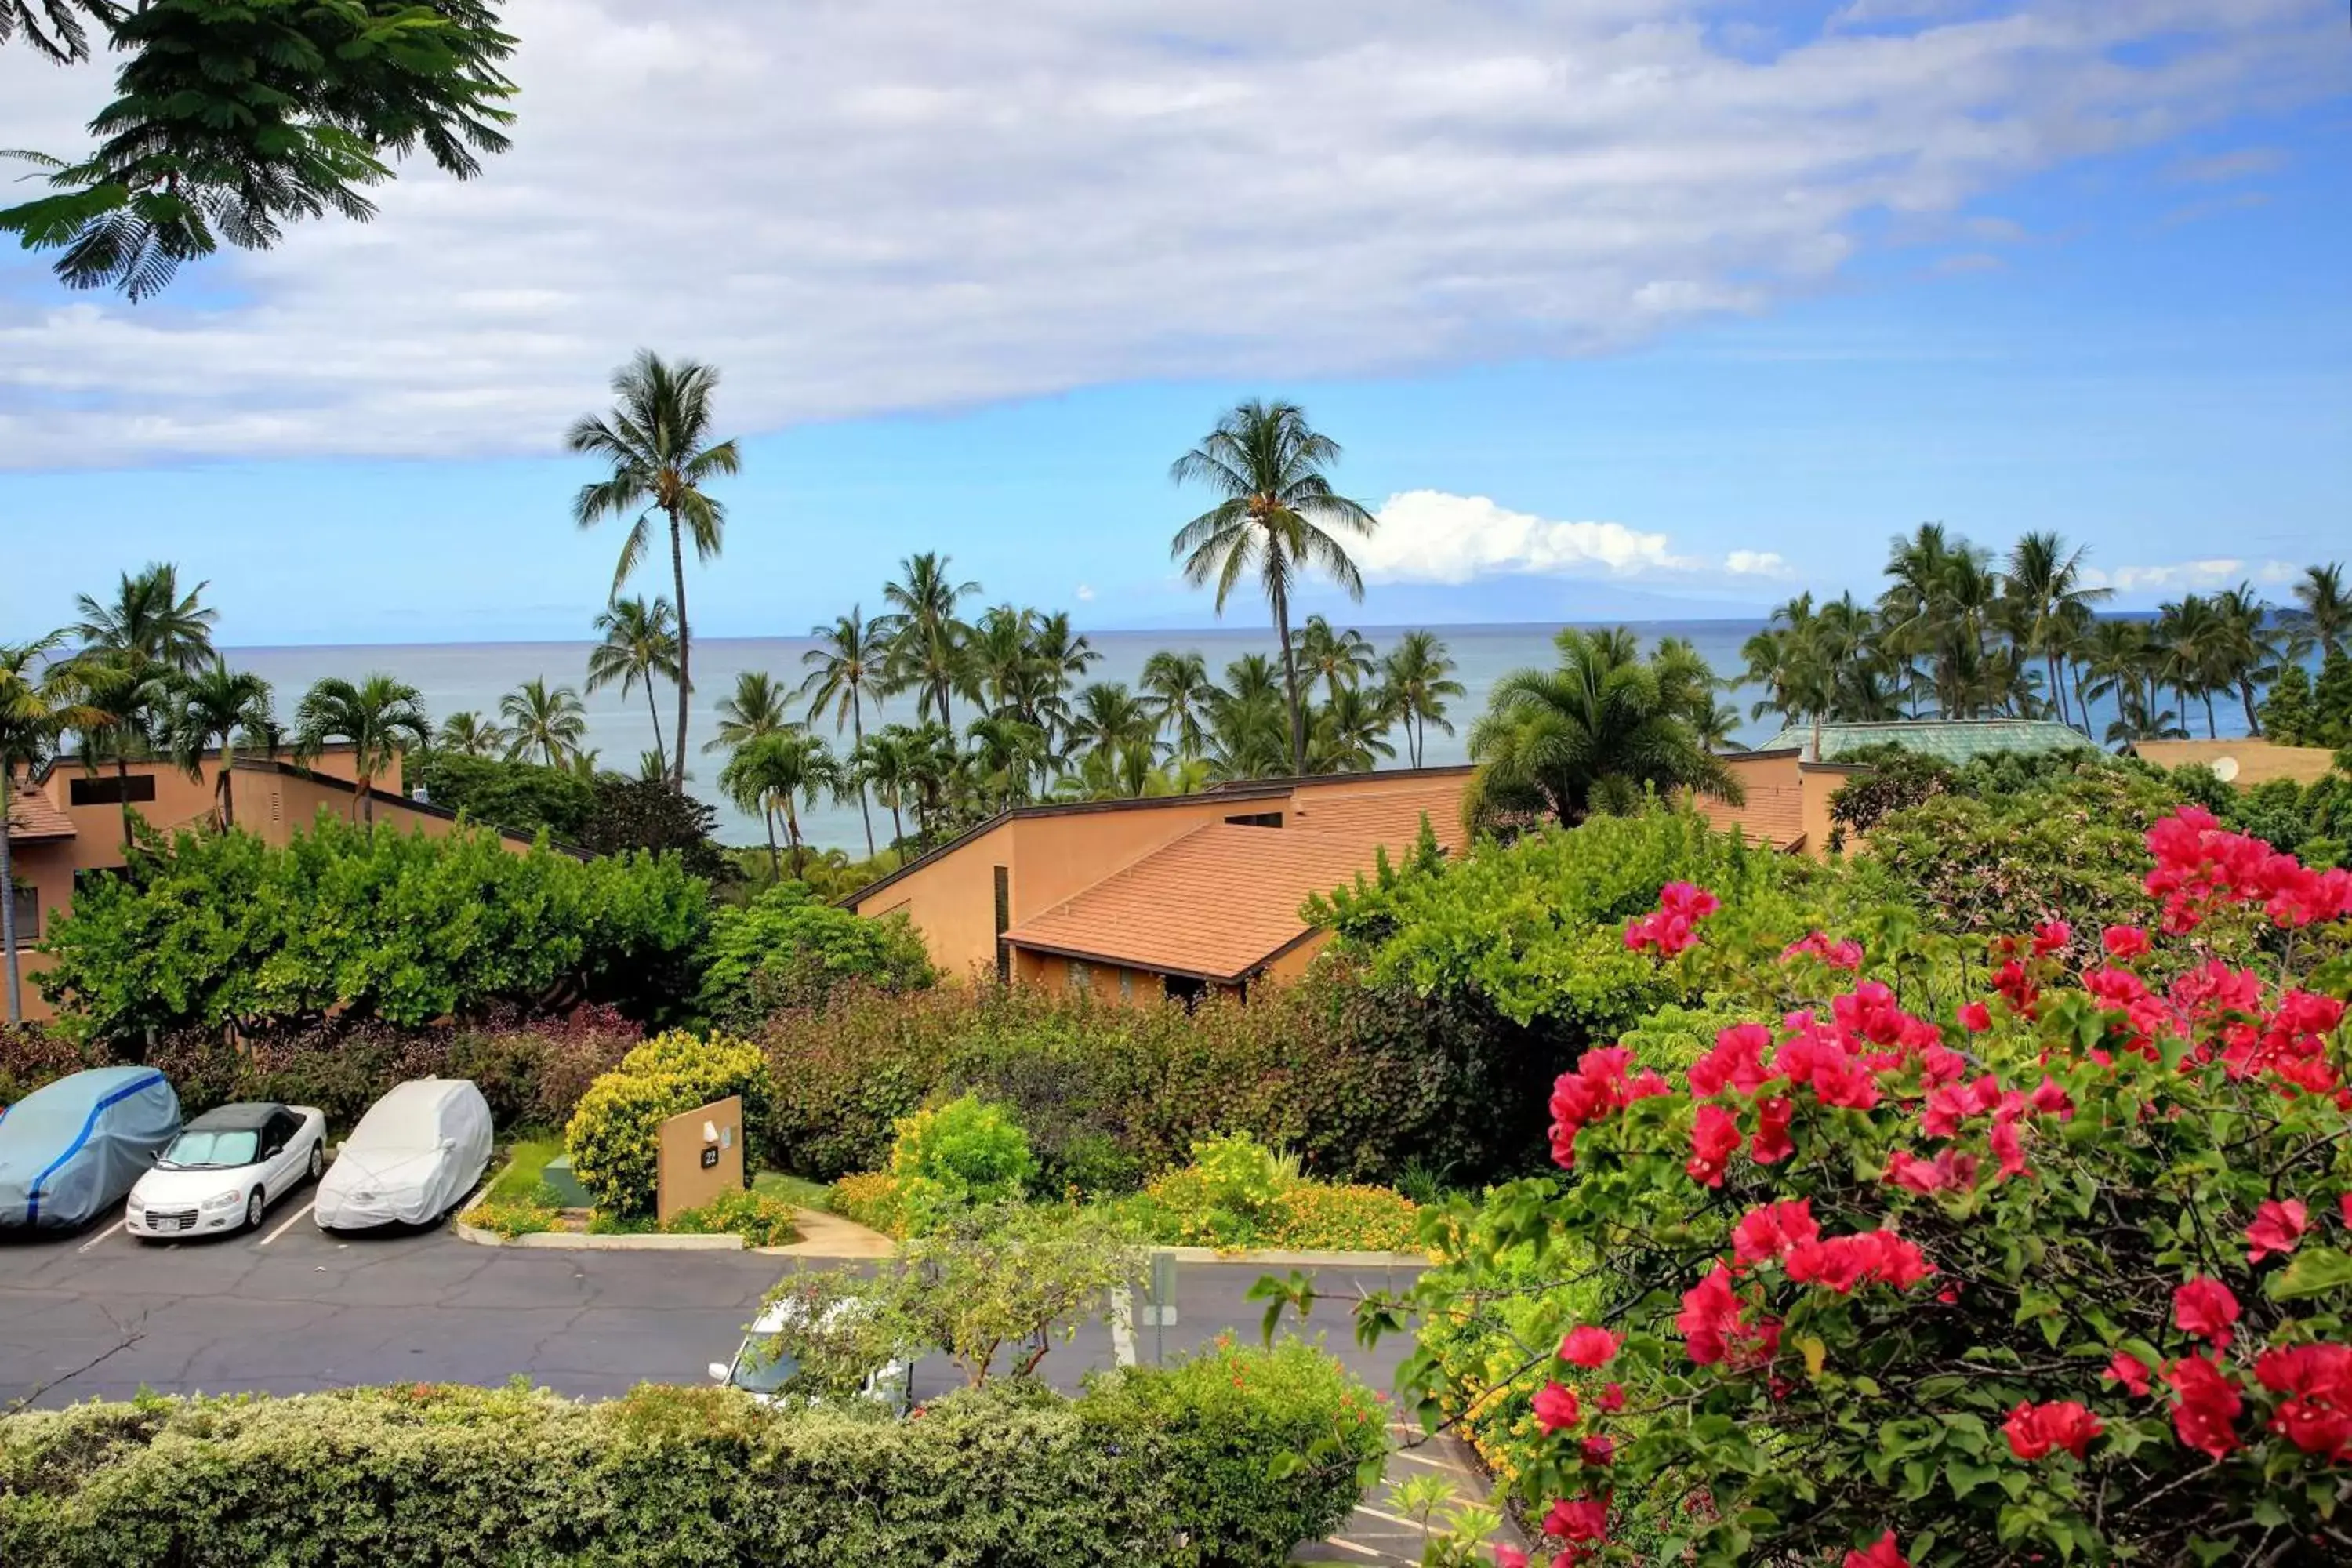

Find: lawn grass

[488,1136,566,1204]
[751,1171,833,1210]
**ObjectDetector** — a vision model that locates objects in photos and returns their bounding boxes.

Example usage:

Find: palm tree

[1140,650,1218,764]
[1740,594,1838,753]
[500,678,588,767]
[2003,532,2110,731]
[1309,684,1397,774]
[1464,628,1743,830]
[159,658,274,828]
[708,670,792,754]
[291,675,430,824]
[1065,682,1160,792]
[2,633,103,1025]
[1297,615,1377,705]
[586,596,681,763]
[963,714,1051,811]
[855,726,920,850]
[70,562,220,847]
[2210,584,2282,735]
[2082,619,2160,744]
[1170,400,1378,775]
[800,607,887,858]
[719,728,840,881]
[879,552,979,731]
[2286,564,2350,659]
[435,711,507,757]
[1204,655,1290,782]
[567,350,742,790]
[1379,630,1463,769]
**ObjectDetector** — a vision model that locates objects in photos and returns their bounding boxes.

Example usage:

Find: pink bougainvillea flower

[1596,1383,1626,1414]
[1678,1264,1780,1367]
[2003,1399,2103,1461]
[2172,1277,2240,1351]
[2253,1343,2352,1461]
[1559,1325,1621,1370]
[1686,1103,1742,1188]
[2166,1353,2243,1461]
[1780,930,1864,971]
[1988,1120,2030,1183]
[1843,1531,1909,1568]
[2027,1076,2075,1120]
[2102,924,2152,959]
[1532,1381,1581,1434]
[2245,1198,2310,1265]
[1494,1548,1528,1568]
[1543,1493,1611,1562]
[2031,919,2072,956]
[1625,883,1718,958]
[1731,1198,1820,1270]
[1580,1434,1617,1466]
[1750,1096,1795,1164]
[1957,1000,1991,1033]
[2103,1351,2154,1398]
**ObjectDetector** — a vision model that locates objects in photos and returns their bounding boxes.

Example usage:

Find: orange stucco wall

[1798,764,1852,858]
[3,839,74,1023]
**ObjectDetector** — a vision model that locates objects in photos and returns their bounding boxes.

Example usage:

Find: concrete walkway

[756,1206,896,1258]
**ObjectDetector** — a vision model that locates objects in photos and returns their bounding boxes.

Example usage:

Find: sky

[1,0,2347,646]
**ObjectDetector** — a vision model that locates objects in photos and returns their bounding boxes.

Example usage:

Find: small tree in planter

[1268,808,2352,1566]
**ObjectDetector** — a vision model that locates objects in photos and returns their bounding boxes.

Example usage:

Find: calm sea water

[223,621,2250,854]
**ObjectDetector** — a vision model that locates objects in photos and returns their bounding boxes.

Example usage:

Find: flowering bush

[564,1029,771,1217]
[1294,806,2352,1566]
[887,1092,1038,1229]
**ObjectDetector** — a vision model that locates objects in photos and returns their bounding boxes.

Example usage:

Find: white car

[710,1298,913,1412]
[127,1102,325,1239]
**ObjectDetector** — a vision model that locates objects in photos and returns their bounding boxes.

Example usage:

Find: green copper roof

[1759,719,2096,765]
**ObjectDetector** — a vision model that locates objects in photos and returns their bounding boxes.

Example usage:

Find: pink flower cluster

[2145,805,2352,935]
[1780,930,1864,971]
[1726,1197,1933,1293]
[1623,881,1719,956]
[1547,1046,1670,1169]
[2002,1399,2103,1461]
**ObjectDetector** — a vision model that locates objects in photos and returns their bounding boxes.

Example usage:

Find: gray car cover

[0,1066,181,1229]
[314,1078,494,1229]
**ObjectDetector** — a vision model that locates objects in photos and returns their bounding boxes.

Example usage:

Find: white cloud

[2168,147,2285,183]
[1356,491,1695,585]
[1073,583,1096,602]
[2084,558,2301,595]
[0,0,2336,467]
[1725,550,1791,577]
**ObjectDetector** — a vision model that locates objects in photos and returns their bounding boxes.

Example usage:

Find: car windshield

[728,1336,803,1394]
[158,1129,259,1170]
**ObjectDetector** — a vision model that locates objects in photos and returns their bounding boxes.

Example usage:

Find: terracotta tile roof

[1000,823,1388,981]
[2130,739,2339,788]
[1286,783,1468,853]
[1695,785,1805,851]
[5,784,74,844]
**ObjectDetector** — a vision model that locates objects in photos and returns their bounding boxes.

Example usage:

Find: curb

[1152,1246,1432,1268]
[450,1221,747,1251]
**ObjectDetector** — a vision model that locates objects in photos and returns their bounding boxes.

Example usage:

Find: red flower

[1750,1095,1795,1164]
[1532,1381,1581,1434]
[1560,1325,1622,1370]
[1580,1434,1616,1466]
[2103,1351,2153,1398]
[1494,1549,1527,1568]
[1731,1198,1818,1270]
[1843,1531,1909,1568]
[2165,1353,2243,1460]
[2102,924,2151,959]
[1780,930,1864,971]
[1597,1383,1625,1413]
[1543,1493,1611,1558]
[1957,1000,1992,1033]
[1625,884,1718,957]
[2027,1076,2074,1120]
[2031,919,2072,956]
[2003,1399,2103,1461]
[2254,1343,2352,1460]
[1686,1103,1741,1188]
[2245,1199,2310,1265]
[1678,1263,1777,1367]
[2342,1192,2352,1228]
[2172,1277,2240,1351]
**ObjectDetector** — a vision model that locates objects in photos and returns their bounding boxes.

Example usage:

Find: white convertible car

[127,1102,325,1238]
[314,1078,493,1231]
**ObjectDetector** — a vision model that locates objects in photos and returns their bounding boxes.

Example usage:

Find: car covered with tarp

[0,1066,181,1229]
[314,1078,493,1230]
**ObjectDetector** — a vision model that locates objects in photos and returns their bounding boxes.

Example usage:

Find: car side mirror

[708,1363,731,1384]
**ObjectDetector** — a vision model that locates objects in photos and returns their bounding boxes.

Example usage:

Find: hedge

[564,1030,773,1217]
[0,1349,1380,1568]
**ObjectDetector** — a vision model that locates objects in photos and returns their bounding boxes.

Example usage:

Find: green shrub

[458,1195,558,1238]
[1127,1145,1421,1254]
[35,813,710,1041]
[697,884,935,1028]
[829,1171,904,1236]
[662,1188,802,1247]
[407,752,597,840]
[564,1029,773,1218]
[887,1093,1036,1229]
[0,1024,85,1109]
[0,1356,1376,1567]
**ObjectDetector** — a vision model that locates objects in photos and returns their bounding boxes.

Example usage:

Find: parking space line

[77,1219,125,1253]
[1320,1537,1390,1560]
[1387,1446,1472,1474]
[259,1202,315,1247]
[1109,1286,1135,1367]
[1351,1505,1428,1531]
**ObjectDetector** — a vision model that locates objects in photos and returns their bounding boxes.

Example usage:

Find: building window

[1118,968,1133,1003]
[4,883,34,948]
[1068,960,1091,993]
[67,773,157,807]
[1224,811,1283,829]
[1163,974,1206,1008]
[993,865,1011,984]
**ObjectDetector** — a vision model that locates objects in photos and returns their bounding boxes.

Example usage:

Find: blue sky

[2,1,2346,646]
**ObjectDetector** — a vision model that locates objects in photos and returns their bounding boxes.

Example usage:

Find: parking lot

[2,1206,1508,1562]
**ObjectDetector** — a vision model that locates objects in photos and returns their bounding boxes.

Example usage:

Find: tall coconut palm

[1204,655,1290,782]
[435,711,507,757]
[1170,400,1377,775]
[1140,649,1218,764]
[800,607,887,858]
[1065,682,1160,791]
[159,657,274,829]
[1464,628,1742,830]
[2081,619,2160,743]
[855,726,921,850]
[720,728,840,881]
[707,670,792,755]
[1309,684,1397,774]
[2003,532,2110,731]
[2153,596,2231,739]
[965,604,1041,721]
[500,678,588,767]
[585,596,681,763]
[567,350,741,790]
[1297,615,1377,706]
[963,714,1051,812]
[2210,584,2282,735]
[2,634,104,1025]
[291,674,430,824]
[1379,630,1464,769]
[70,561,219,845]
[2286,563,2350,659]
[879,553,979,731]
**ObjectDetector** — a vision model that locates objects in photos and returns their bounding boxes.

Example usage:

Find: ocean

[221,621,2250,855]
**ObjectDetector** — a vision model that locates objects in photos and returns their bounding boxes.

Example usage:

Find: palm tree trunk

[851,695,875,858]
[2,769,21,1027]
[2241,680,2261,736]
[218,761,234,830]
[115,753,133,851]
[887,794,905,851]
[2203,691,2217,739]
[1272,586,1305,777]
[786,803,805,879]
[762,804,781,880]
[667,508,691,793]
[643,681,666,767]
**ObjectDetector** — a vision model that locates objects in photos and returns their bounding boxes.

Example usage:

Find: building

[2129,738,2341,789]
[4,747,555,1025]
[841,768,1474,1002]
[1755,717,2094,767]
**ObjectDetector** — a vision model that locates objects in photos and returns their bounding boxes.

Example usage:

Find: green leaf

[2267,1247,2352,1301]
